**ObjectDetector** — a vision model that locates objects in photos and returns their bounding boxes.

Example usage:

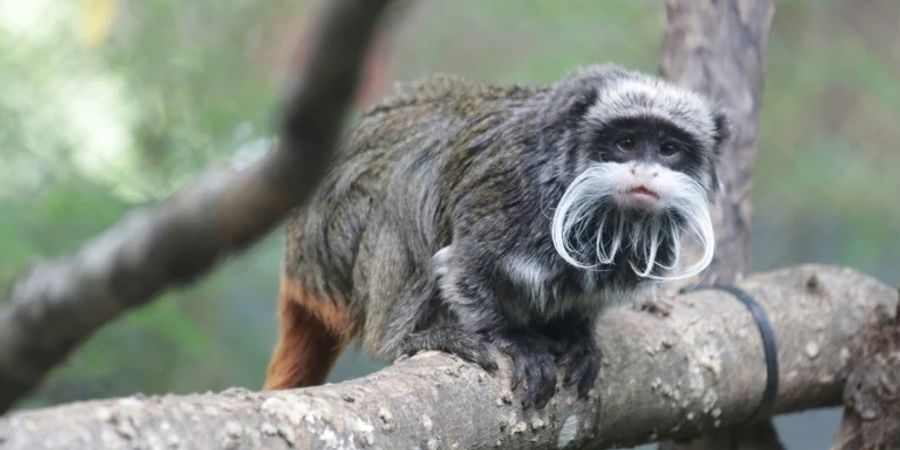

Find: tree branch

[0,0,392,413]
[1,265,895,450]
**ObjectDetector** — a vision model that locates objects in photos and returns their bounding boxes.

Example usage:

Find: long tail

[264,275,355,389]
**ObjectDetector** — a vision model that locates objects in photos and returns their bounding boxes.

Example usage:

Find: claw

[493,330,560,409]
[511,358,527,391]
[558,334,601,398]
[577,361,599,398]
[479,356,499,373]
[535,360,557,408]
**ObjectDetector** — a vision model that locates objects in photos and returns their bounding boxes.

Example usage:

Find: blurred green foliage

[0,2,897,434]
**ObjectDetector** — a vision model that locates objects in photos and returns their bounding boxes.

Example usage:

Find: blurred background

[1,0,897,448]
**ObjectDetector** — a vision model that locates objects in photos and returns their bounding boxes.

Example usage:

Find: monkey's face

[589,117,716,213]
[550,115,725,281]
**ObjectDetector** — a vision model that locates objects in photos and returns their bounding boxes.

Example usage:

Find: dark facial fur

[284,64,729,408]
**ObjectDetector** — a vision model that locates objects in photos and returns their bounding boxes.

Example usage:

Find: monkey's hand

[491,330,562,409]
[557,330,601,398]
[398,326,498,372]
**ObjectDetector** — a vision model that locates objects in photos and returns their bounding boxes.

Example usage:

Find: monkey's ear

[539,84,597,129]
[566,88,598,122]
[549,64,628,125]
[712,111,731,153]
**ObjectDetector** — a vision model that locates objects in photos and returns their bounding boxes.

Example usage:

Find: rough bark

[0,0,392,413]
[1,265,895,450]
[830,294,900,450]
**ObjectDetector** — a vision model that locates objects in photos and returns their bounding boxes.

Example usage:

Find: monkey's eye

[660,142,680,156]
[616,138,635,151]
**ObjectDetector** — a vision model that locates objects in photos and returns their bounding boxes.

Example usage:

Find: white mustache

[550,162,715,280]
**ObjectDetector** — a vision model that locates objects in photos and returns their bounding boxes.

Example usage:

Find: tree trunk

[659,0,775,284]
[830,295,900,449]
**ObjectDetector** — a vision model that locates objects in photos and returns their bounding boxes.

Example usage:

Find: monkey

[264,64,729,408]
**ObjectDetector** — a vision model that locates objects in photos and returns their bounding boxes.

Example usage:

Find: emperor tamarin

[265,64,729,408]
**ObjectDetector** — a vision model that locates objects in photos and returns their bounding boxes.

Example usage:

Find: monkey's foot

[491,331,560,409]
[399,326,498,372]
[557,333,601,398]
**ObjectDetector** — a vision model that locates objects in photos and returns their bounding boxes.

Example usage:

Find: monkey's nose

[630,164,660,179]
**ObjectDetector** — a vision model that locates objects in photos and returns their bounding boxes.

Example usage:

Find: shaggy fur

[266,64,729,408]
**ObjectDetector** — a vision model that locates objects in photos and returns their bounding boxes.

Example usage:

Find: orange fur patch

[264,276,355,390]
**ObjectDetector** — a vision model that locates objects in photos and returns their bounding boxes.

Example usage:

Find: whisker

[551,162,714,280]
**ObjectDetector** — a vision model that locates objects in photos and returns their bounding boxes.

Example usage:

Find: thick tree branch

[1,265,895,450]
[0,0,392,413]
